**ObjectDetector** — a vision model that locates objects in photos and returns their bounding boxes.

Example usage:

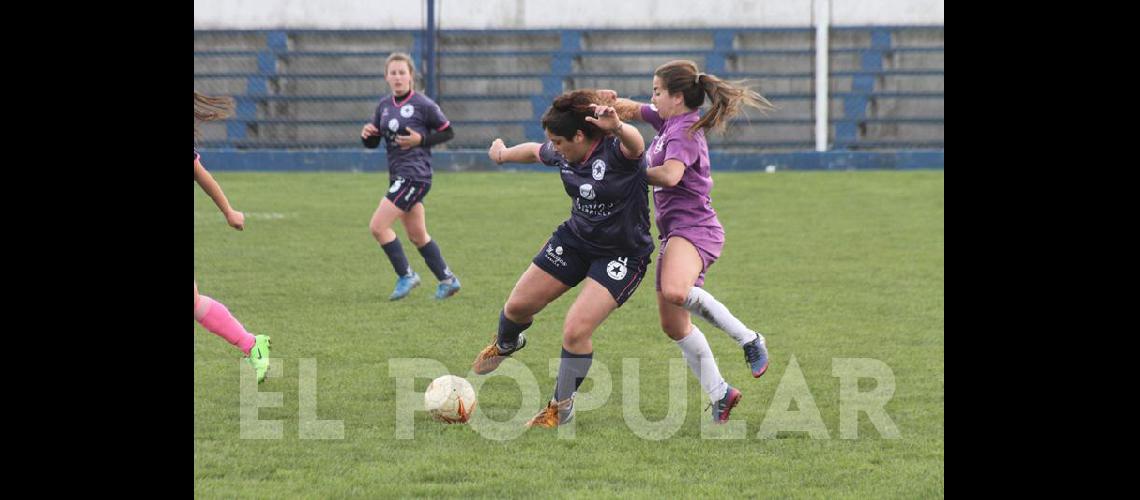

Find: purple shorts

[656,225,725,291]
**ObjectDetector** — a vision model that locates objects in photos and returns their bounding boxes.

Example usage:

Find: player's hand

[395,129,422,149]
[361,123,380,139]
[597,89,618,103]
[586,104,623,134]
[488,138,506,164]
[225,209,245,231]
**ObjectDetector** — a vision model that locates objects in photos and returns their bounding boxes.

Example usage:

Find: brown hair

[654,60,775,134]
[194,91,235,141]
[540,89,606,141]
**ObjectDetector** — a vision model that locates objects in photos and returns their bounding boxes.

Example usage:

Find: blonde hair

[194,91,234,141]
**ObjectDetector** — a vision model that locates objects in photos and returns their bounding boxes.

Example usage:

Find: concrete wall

[194,0,944,29]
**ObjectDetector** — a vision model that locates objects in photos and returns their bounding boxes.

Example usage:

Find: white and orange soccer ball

[424,375,477,423]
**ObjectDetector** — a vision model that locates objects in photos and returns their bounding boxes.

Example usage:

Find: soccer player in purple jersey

[603,60,776,422]
[360,53,461,301]
[194,91,271,383]
[470,90,650,428]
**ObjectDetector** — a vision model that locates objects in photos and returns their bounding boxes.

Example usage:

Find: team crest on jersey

[591,159,606,180]
[388,119,400,132]
[400,105,415,118]
[579,183,596,201]
[607,258,628,280]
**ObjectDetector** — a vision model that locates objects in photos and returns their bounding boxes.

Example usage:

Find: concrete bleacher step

[274,78,387,96]
[440,56,551,74]
[441,33,562,52]
[289,32,414,52]
[867,98,944,118]
[438,78,543,96]
[860,122,944,142]
[581,32,713,51]
[194,56,258,73]
[878,75,944,92]
[193,78,249,95]
[883,51,944,70]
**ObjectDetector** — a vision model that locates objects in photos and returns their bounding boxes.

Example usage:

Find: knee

[369,221,387,240]
[504,299,534,323]
[660,284,690,308]
[409,233,431,248]
[562,321,593,347]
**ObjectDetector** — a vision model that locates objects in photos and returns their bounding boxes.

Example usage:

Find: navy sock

[381,239,412,277]
[416,240,454,281]
[497,310,531,348]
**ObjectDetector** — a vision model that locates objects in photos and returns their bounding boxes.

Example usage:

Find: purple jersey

[369,90,451,182]
[641,105,722,236]
[539,136,653,256]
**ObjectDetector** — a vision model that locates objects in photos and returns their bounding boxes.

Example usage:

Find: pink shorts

[656,225,725,291]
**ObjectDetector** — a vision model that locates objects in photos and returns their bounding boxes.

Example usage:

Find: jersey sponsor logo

[591,159,607,180]
[607,257,628,280]
[400,104,415,118]
[579,183,596,201]
[545,244,568,267]
[388,119,400,132]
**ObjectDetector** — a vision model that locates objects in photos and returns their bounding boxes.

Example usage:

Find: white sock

[684,286,762,347]
[675,325,728,402]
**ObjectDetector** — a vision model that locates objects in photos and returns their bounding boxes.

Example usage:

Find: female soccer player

[194,91,271,383]
[603,60,776,422]
[361,53,460,301]
[470,90,650,428]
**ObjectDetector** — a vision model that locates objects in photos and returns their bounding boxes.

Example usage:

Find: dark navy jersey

[369,90,450,182]
[539,136,653,256]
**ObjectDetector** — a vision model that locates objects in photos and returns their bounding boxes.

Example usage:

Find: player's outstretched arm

[489,138,543,165]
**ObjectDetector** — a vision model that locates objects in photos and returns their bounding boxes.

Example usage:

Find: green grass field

[194,170,944,498]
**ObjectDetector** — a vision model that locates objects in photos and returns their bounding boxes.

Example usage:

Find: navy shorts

[386,177,431,211]
[532,227,651,307]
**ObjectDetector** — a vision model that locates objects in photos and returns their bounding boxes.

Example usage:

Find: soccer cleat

[471,334,527,375]
[389,272,421,301]
[435,276,461,300]
[709,386,742,423]
[526,396,575,428]
[246,334,271,384]
[743,336,770,378]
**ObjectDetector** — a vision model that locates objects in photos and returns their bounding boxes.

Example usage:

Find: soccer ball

[424,375,477,423]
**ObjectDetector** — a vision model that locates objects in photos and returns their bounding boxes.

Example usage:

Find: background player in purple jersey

[360,53,461,301]
[602,60,775,422]
[194,91,272,383]
[470,90,649,428]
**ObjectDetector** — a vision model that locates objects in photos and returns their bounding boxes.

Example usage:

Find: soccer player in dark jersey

[360,53,461,301]
[194,91,271,383]
[471,90,650,428]
[602,60,776,422]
